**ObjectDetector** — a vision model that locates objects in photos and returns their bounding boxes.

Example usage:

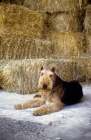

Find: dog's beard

[38,81,53,91]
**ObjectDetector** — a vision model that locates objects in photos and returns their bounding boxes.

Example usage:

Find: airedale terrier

[14,66,83,116]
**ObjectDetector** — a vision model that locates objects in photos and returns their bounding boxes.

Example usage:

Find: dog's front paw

[33,109,45,116]
[14,104,23,109]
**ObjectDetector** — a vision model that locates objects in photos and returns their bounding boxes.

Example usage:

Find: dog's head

[38,66,56,91]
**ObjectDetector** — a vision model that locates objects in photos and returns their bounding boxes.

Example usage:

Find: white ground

[0,84,91,140]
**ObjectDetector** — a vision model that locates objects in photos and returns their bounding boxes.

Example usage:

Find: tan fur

[14,67,64,116]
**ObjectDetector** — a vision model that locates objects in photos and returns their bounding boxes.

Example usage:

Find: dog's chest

[41,91,53,104]
[46,101,50,105]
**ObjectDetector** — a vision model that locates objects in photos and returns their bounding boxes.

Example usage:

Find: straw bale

[1,60,21,92]
[0,36,52,59]
[83,0,89,6]
[48,32,86,59]
[73,56,91,83]
[47,12,84,32]
[24,0,88,13]
[84,4,91,35]
[1,59,74,94]
[73,57,91,82]
[0,60,10,70]
[0,3,46,38]
[0,60,10,87]
[0,69,2,88]
[2,0,24,5]
[85,57,91,82]
[85,35,91,55]
[73,57,88,82]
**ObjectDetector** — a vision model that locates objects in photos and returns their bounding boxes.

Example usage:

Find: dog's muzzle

[42,84,47,89]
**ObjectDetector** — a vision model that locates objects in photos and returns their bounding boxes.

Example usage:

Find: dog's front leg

[33,102,63,116]
[14,98,45,109]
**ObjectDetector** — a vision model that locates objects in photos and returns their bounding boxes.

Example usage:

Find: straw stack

[0,3,53,59]
[86,57,91,82]
[73,57,88,82]
[0,31,86,60]
[0,3,45,38]
[85,35,91,55]
[0,59,74,94]
[0,60,10,87]
[84,5,91,35]
[24,0,88,13]
[0,1,90,93]
[84,4,91,57]
[0,36,52,59]
[73,57,91,82]
[48,32,86,59]
[2,0,24,5]
[46,12,84,32]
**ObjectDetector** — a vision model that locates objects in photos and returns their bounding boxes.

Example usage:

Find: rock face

[0,85,91,140]
[0,1,91,92]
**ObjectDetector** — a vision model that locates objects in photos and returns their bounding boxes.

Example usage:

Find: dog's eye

[50,74,53,77]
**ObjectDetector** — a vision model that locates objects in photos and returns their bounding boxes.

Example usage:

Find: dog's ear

[38,66,44,74]
[40,66,44,71]
[51,67,56,73]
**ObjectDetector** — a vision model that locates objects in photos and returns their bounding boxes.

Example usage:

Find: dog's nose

[42,84,47,89]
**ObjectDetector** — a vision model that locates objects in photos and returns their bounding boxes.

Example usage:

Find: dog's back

[61,80,83,105]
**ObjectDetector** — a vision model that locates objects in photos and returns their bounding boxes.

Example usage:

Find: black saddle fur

[52,75,83,105]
